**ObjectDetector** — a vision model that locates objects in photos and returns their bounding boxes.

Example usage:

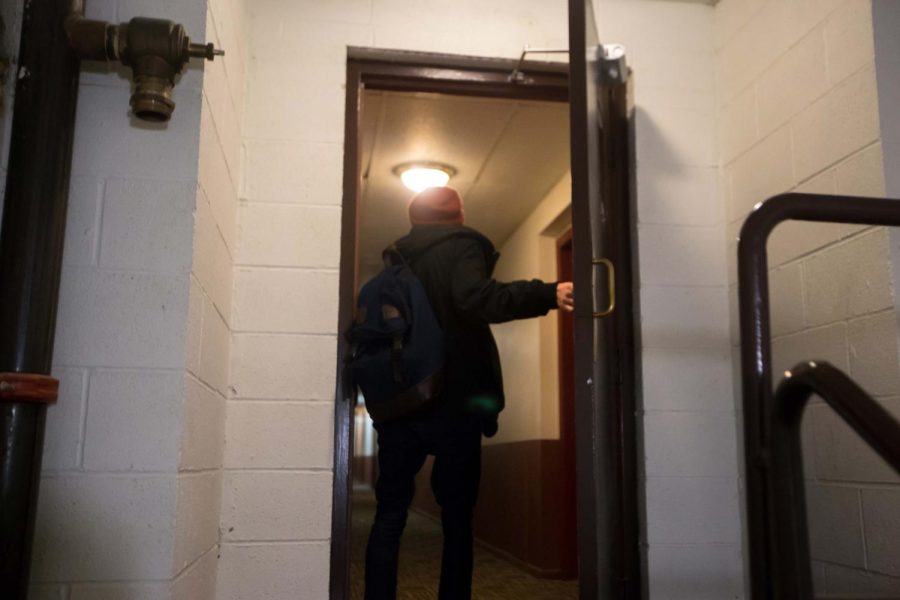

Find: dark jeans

[364,414,482,600]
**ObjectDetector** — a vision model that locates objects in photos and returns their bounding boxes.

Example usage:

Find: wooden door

[557,230,577,579]
[568,1,641,598]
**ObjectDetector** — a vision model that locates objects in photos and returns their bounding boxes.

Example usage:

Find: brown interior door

[557,230,577,579]
[568,1,641,598]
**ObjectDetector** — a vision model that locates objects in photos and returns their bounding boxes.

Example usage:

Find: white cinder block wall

[21,0,240,597]
[223,2,569,597]
[230,0,744,598]
[716,0,900,595]
[595,2,744,598]
[14,0,898,597]
[177,0,246,597]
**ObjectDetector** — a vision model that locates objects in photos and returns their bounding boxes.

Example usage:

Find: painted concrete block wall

[490,173,570,445]
[595,2,743,598]
[226,1,568,597]
[24,0,219,597]
[9,0,894,596]
[873,20,900,589]
[715,0,900,594]
[178,0,247,597]
[874,17,900,590]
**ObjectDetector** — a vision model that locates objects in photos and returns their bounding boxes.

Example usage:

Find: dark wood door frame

[569,0,642,597]
[330,50,567,600]
[330,44,639,599]
[556,229,578,579]
[597,77,642,599]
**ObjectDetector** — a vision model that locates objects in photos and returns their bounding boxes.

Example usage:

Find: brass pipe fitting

[66,16,223,122]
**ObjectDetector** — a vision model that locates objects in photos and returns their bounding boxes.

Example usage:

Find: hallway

[350,486,579,599]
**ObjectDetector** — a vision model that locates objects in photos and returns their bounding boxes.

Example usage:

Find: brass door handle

[592,258,615,318]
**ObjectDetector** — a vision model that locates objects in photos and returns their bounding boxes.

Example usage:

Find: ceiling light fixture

[393,162,457,193]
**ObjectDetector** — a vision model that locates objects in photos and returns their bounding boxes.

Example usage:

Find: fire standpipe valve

[66,16,224,122]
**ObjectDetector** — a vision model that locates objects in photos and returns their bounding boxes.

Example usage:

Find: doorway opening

[331,45,640,600]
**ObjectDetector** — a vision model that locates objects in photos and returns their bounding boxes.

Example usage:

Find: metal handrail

[768,361,900,598]
[738,193,900,599]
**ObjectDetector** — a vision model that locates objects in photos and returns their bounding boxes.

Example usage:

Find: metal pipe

[737,192,900,599]
[0,0,79,595]
[0,1,224,595]
[65,13,223,121]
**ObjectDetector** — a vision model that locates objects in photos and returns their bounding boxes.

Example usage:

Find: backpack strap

[390,335,403,382]
[382,244,406,268]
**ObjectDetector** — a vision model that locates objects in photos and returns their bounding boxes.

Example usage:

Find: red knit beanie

[408,186,464,226]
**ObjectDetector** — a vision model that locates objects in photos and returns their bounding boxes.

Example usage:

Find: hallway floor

[351,485,579,599]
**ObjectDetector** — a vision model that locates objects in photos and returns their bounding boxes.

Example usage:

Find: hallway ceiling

[359,90,570,280]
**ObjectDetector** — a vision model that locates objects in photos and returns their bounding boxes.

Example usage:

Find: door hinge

[597,44,628,86]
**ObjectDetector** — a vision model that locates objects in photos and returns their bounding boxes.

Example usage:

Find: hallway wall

[12,0,245,597]
[490,172,571,446]
[27,0,211,598]
[715,0,900,594]
[595,2,743,598]
[223,1,569,598]
[182,0,247,597]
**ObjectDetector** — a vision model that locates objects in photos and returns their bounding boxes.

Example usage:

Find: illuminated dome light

[402,167,449,192]
[394,163,456,193]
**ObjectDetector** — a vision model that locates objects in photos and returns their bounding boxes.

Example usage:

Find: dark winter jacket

[389,224,558,431]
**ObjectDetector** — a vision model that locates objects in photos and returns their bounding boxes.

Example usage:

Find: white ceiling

[358,90,570,276]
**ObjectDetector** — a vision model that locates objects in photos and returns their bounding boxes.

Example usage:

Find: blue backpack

[345,245,446,425]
